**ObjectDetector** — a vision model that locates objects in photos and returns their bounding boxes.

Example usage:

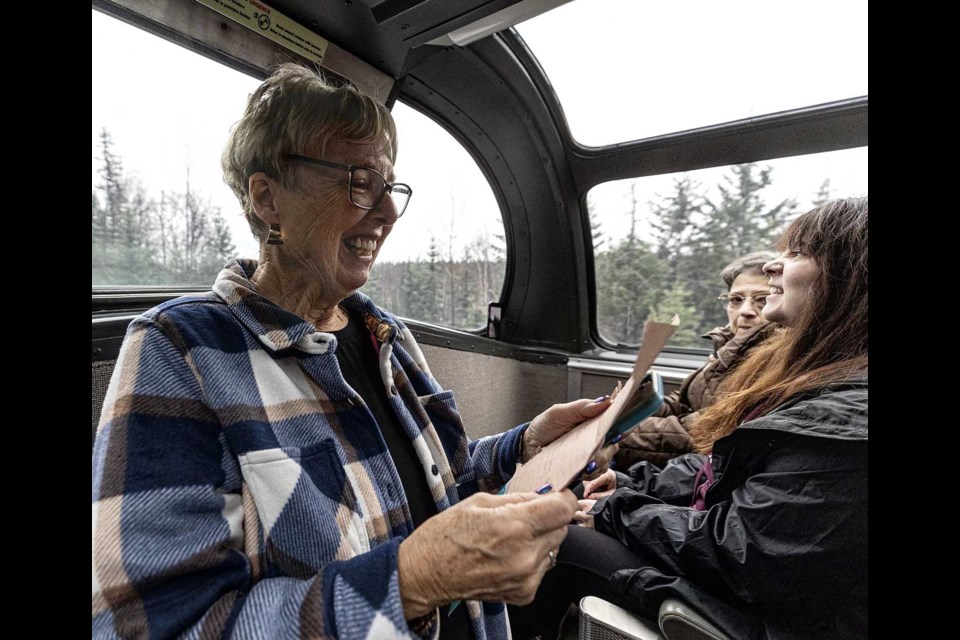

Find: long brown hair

[691,197,868,452]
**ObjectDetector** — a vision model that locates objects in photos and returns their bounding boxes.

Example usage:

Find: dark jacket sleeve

[594,436,867,614]
[615,452,706,503]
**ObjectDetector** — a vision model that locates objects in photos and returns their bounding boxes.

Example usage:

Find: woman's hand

[522,397,613,465]
[582,468,617,499]
[397,489,579,619]
[580,442,619,482]
[573,499,597,529]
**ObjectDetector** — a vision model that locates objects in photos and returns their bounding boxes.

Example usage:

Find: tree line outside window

[93,127,837,350]
[92,129,236,287]
[591,163,835,348]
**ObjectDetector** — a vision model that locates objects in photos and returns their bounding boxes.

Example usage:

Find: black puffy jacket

[592,380,868,639]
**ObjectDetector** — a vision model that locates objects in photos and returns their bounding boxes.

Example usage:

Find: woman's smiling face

[761,249,820,327]
[276,139,400,299]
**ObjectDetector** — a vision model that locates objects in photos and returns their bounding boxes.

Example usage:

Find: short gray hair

[719,250,778,288]
[221,63,398,242]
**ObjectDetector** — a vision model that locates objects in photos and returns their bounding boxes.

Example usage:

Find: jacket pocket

[239,439,368,578]
[418,390,471,483]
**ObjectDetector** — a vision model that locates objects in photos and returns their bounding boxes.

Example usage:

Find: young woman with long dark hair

[511,197,868,640]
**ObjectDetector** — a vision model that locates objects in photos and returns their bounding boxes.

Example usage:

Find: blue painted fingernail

[610,433,624,444]
[584,461,597,474]
[536,483,553,494]
[593,395,610,403]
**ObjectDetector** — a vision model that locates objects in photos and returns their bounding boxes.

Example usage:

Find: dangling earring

[266,223,283,245]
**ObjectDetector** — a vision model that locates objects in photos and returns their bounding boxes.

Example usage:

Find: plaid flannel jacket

[92,258,525,639]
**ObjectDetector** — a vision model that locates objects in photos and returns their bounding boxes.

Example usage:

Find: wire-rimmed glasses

[717,293,769,310]
[283,154,412,217]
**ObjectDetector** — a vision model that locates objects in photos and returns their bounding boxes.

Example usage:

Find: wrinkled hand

[397,489,579,619]
[582,468,617,499]
[573,499,597,529]
[522,397,613,464]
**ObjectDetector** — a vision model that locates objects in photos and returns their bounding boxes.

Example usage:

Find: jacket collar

[702,325,735,353]
[212,258,399,352]
[739,379,868,441]
[703,322,779,354]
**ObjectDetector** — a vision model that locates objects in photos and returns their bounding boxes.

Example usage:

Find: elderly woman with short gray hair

[92,63,615,640]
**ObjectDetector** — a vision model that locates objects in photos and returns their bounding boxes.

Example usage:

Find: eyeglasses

[283,154,412,217]
[717,293,768,310]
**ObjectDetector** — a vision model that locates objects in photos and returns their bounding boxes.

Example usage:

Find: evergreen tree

[647,177,704,287]
[93,130,239,289]
[586,192,606,253]
[425,235,443,320]
[684,163,797,336]
[116,180,161,284]
[162,189,202,284]
[490,218,507,262]
[182,179,210,282]
[92,190,104,248]
[93,128,160,284]
[399,250,441,321]
[646,281,701,348]
[595,234,668,345]
[94,128,124,247]
[812,178,832,206]
[627,182,641,243]
[443,197,460,327]
[361,259,383,304]
[463,229,504,327]
[704,163,794,256]
[201,212,237,278]
[424,232,445,323]
[160,172,237,285]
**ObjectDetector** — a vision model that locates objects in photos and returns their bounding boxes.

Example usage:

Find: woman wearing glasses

[513,198,868,640]
[613,251,779,469]
[91,63,615,640]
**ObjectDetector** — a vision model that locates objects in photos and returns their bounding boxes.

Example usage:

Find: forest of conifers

[94,128,834,349]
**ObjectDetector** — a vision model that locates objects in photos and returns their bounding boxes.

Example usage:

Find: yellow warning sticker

[196,0,328,64]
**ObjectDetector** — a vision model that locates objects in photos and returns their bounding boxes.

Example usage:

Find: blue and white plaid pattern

[92,258,525,639]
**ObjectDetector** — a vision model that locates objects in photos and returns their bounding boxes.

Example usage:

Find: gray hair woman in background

[92,63,616,640]
[612,250,779,470]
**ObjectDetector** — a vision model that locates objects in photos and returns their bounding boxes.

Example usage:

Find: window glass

[91,11,506,331]
[361,103,505,331]
[92,10,260,288]
[516,0,868,146]
[589,147,867,349]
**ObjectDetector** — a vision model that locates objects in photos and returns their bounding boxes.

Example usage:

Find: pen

[536,483,553,494]
[604,432,625,446]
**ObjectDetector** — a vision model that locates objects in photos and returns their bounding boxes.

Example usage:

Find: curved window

[92,10,260,288]
[92,10,505,331]
[589,148,868,349]
[361,103,505,332]
[517,0,867,147]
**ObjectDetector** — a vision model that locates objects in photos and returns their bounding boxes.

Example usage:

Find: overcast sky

[92,0,867,263]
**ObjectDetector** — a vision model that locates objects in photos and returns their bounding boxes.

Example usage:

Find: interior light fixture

[425,0,573,47]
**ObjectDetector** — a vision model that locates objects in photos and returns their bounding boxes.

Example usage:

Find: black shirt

[332,315,471,638]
